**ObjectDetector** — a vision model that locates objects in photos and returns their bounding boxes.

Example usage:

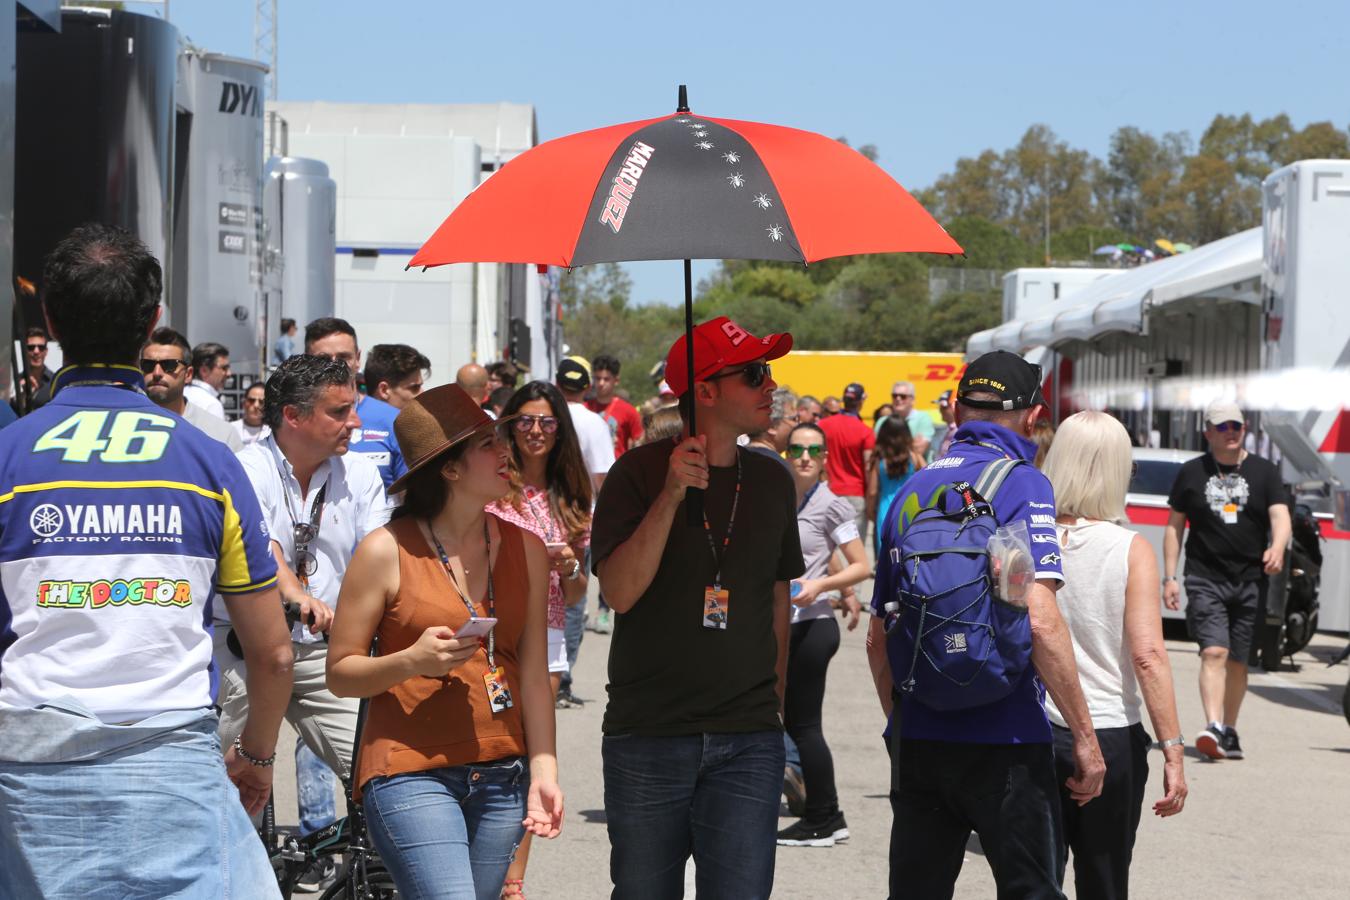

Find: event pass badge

[483,668,514,713]
[703,585,729,630]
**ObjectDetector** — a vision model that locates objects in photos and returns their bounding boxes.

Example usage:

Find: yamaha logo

[30,504,63,537]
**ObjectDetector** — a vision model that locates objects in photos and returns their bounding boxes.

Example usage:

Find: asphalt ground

[272,588,1350,899]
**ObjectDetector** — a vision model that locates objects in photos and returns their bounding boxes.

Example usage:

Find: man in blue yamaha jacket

[866,351,1105,900]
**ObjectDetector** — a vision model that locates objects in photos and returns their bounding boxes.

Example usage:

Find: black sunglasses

[514,415,559,434]
[139,358,187,375]
[1214,421,1244,433]
[293,522,319,578]
[706,361,772,389]
[26,343,47,353]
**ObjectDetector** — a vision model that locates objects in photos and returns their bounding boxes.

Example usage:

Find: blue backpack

[882,457,1033,712]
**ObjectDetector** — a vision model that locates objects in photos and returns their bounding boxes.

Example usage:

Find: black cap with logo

[842,382,865,401]
[556,356,591,391]
[957,350,1046,411]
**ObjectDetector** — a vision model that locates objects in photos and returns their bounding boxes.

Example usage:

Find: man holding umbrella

[592,316,804,898]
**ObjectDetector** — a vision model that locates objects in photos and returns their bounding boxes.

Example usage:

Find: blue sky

[137,0,1349,304]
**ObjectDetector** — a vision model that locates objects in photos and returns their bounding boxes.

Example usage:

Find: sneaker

[1195,723,1227,760]
[555,687,586,709]
[782,765,806,818]
[593,610,613,634]
[777,811,849,848]
[1222,727,1244,760]
[294,857,337,893]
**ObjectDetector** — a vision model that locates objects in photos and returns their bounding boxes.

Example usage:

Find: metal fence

[928,267,1003,304]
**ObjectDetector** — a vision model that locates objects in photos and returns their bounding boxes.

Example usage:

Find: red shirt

[586,395,643,457]
[819,412,875,497]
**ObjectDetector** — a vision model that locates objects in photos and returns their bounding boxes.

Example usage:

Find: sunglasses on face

[892,392,913,400]
[514,415,559,434]
[787,443,825,459]
[293,522,319,578]
[244,395,264,405]
[1214,421,1244,433]
[139,358,186,375]
[26,343,46,353]
[707,361,772,389]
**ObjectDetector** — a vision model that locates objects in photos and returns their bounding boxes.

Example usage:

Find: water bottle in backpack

[882,458,1035,712]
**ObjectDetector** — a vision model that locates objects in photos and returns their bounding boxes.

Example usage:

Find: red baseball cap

[664,316,793,397]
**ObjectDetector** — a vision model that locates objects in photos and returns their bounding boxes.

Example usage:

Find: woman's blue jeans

[362,757,528,900]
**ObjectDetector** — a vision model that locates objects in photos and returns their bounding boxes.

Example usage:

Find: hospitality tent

[965,227,1262,358]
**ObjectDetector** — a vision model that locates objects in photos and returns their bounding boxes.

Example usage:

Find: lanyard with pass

[700,450,742,630]
[428,519,513,713]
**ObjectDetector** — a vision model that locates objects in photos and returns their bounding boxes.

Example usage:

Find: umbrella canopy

[410,104,960,269]
[1155,238,1176,254]
[410,88,960,521]
[1093,244,1119,255]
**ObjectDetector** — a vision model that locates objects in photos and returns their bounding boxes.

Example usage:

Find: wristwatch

[1155,735,1184,750]
[1162,576,1177,584]
[566,558,582,581]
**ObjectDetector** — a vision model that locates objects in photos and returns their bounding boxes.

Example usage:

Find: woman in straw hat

[328,384,562,900]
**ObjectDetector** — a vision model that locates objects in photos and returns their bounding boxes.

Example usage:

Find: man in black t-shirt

[593,315,804,899]
[1163,400,1291,761]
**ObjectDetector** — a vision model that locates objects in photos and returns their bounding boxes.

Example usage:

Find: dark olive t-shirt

[591,438,805,736]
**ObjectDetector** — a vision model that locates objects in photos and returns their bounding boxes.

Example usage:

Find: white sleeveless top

[1045,519,1141,729]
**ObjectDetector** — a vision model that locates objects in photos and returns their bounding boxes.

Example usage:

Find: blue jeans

[0,707,277,900]
[296,741,337,835]
[363,757,528,900]
[603,731,784,900]
[560,590,585,693]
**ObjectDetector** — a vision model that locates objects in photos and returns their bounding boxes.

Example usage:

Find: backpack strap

[973,457,1024,502]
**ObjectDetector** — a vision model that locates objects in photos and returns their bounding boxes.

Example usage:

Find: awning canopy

[966,227,1262,358]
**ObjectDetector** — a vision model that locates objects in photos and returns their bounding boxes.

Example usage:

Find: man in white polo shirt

[216,354,391,803]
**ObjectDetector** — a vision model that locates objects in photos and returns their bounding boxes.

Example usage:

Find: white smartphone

[453,617,498,639]
[544,541,568,554]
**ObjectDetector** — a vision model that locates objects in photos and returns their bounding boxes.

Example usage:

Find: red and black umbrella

[412,87,959,272]
[411,87,960,512]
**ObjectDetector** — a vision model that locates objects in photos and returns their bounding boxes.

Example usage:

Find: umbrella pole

[683,257,703,526]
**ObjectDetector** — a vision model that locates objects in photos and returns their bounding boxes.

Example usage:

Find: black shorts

[1184,576,1259,660]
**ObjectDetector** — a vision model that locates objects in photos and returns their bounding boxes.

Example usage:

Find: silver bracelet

[233,736,277,767]
[566,558,582,581]
[1155,735,1184,750]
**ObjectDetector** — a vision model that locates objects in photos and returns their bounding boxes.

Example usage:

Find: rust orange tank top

[354,516,529,797]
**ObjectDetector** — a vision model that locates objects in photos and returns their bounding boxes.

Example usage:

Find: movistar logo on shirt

[29,503,184,545]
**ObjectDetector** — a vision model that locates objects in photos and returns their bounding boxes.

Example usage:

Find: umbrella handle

[682,257,703,527]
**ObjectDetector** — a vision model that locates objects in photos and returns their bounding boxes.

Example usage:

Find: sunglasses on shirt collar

[705,361,772,389]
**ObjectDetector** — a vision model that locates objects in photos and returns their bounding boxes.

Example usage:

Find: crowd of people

[0,224,1301,900]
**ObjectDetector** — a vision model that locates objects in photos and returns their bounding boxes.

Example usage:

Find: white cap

[1204,400,1244,426]
[658,379,675,397]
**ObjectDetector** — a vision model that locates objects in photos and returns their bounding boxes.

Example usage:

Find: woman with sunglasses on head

[865,415,925,557]
[488,381,592,898]
[776,422,871,849]
[327,385,563,900]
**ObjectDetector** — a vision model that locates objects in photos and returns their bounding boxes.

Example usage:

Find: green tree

[559,262,632,315]
[926,290,1003,352]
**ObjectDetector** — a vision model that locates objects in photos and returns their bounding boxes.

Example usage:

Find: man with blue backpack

[867,351,1105,899]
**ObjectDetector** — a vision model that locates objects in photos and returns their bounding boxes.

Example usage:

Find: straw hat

[388,384,518,494]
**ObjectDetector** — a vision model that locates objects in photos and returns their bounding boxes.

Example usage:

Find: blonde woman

[1040,411,1187,899]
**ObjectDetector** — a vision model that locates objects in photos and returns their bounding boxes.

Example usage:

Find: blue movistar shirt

[0,365,278,724]
[352,395,406,491]
[874,420,1064,744]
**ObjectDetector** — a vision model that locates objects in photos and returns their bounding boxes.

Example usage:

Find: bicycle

[238,602,398,898]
